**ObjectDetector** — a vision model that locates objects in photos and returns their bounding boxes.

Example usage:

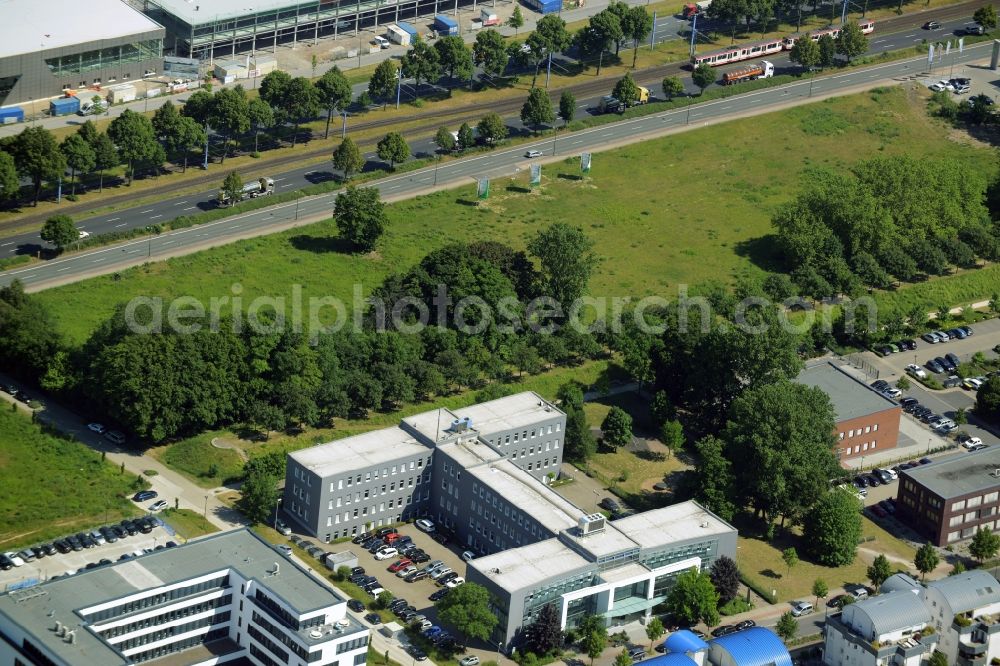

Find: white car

[430,566,453,579]
[881,387,902,399]
[3,552,25,567]
[78,230,91,239]
[525,150,543,158]
[935,419,957,432]
[374,547,398,561]
[461,550,476,562]
[963,437,984,450]
[275,520,292,536]
[929,80,955,92]
[368,586,386,596]
[905,364,927,380]
[415,519,435,532]
[445,576,465,588]
[397,565,418,578]
[87,422,106,433]
[276,544,293,557]
[790,601,813,617]
[149,500,168,512]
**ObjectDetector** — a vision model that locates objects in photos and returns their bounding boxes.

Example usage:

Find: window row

[329,457,433,491]
[115,612,230,651]
[44,40,162,76]
[99,594,232,639]
[83,575,230,623]
[839,423,879,440]
[252,611,310,661]
[130,626,228,663]
[329,475,423,508]
[248,625,290,663]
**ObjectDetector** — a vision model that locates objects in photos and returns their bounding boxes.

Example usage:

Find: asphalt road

[1,28,994,290]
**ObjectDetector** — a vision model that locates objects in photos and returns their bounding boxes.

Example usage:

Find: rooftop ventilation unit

[66,630,76,644]
[450,419,467,433]
[578,513,606,536]
[271,562,280,576]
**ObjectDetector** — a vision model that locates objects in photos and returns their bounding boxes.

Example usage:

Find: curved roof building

[708,627,793,666]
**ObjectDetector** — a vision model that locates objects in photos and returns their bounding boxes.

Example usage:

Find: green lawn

[37,87,996,345]
[0,408,141,550]
[159,508,220,540]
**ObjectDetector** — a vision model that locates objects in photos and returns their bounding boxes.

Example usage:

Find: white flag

[928,43,935,65]
[959,37,965,53]
[946,40,951,55]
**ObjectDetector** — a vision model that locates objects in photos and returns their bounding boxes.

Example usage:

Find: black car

[53,539,71,554]
[410,552,430,564]
[871,379,889,390]
[0,555,12,570]
[940,356,957,373]
[735,619,756,631]
[429,588,449,602]
[30,546,46,559]
[346,599,365,613]
[165,541,178,548]
[960,326,974,337]
[926,358,945,374]
[431,532,450,545]
[132,490,158,502]
[866,474,881,487]
[365,612,382,625]
[711,625,737,637]
[353,532,375,544]
[41,543,57,556]
[900,339,917,351]
[900,397,918,409]
[121,520,138,536]
[389,598,409,610]
[351,566,365,576]
[437,572,459,586]
[67,536,84,551]
[919,457,933,465]
[377,527,397,538]
[409,647,427,662]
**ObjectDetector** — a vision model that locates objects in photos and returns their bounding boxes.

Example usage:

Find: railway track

[0,0,987,232]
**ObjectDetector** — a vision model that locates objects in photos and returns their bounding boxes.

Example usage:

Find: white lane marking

[139,209,154,213]
[173,201,188,206]
[161,240,175,246]
[183,206,196,210]
[56,267,71,272]
[150,214,162,219]
[107,217,120,222]
[115,223,127,228]
[273,177,287,182]
[92,258,104,263]
[0,242,11,247]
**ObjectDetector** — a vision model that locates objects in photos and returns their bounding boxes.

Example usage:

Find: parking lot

[0,518,175,590]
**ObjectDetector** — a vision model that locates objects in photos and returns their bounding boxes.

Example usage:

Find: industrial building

[631,626,793,666]
[0,0,164,108]
[139,0,482,59]
[796,361,901,463]
[0,529,370,666]
[896,448,1000,546]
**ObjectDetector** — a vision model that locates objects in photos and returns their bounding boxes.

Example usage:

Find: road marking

[150,214,162,219]
[92,258,104,263]
[721,105,732,110]
[115,223,127,228]
[0,242,11,247]
[183,206,196,210]
[273,177,286,182]
[173,201,188,205]
[161,240,175,246]
[139,209,154,213]
[107,217,120,222]
[56,267,71,272]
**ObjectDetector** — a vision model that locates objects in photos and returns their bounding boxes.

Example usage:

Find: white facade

[922,570,1000,666]
[823,591,936,666]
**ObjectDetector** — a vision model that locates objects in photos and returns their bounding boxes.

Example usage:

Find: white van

[372,35,391,49]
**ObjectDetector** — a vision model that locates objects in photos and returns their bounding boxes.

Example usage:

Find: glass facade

[44,39,162,76]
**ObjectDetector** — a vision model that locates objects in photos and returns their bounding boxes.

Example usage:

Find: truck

[598,95,625,114]
[217,177,275,206]
[386,24,412,46]
[480,9,499,25]
[433,14,459,36]
[49,96,80,116]
[720,60,773,85]
[682,0,711,18]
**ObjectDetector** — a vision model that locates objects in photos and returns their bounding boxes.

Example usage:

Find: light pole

[274,497,282,530]
[496,641,502,663]
[342,109,349,138]
[203,494,209,518]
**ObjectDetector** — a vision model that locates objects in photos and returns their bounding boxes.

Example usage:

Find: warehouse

[0,0,164,108]
[139,0,479,60]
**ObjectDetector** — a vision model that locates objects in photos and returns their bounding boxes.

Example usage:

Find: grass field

[0,408,141,550]
[159,507,220,540]
[38,86,997,345]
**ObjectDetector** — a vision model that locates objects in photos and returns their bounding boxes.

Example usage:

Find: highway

[1,22,993,290]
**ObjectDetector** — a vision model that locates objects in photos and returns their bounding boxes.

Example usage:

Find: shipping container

[523,0,562,13]
[386,24,412,46]
[433,14,459,35]
[397,21,419,41]
[0,107,24,124]
[49,97,80,116]
[107,84,137,104]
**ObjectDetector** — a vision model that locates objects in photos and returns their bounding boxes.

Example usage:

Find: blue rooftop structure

[663,630,709,654]
[709,627,792,666]
[642,655,699,666]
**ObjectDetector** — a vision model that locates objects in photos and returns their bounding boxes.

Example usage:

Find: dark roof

[902,449,1000,500]
[796,362,899,422]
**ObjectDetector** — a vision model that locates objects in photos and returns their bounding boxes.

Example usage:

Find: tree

[978,377,1000,421]
[601,406,633,449]
[928,652,949,666]
[0,151,18,202]
[622,6,654,67]
[91,133,119,191]
[975,4,998,29]
[369,59,399,108]
[332,137,365,180]
[435,126,456,152]
[375,590,394,609]
[817,33,837,68]
[473,30,509,82]
[582,629,607,666]
[527,15,572,87]
[835,21,868,62]
[401,38,441,92]
[10,126,65,205]
[435,36,474,82]
[692,63,717,94]
[659,420,684,457]
[612,649,632,666]
[59,133,95,196]
[315,66,352,139]
[281,77,320,146]
[521,87,555,134]
[613,72,641,107]
[40,214,79,249]
[435,582,498,642]
[709,555,740,604]
[247,98,275,155]
[775,611,798,642]
[559,91,576,126]
[259,70,292,110]
[457,122,476,151]
[528,222,596,312]
[525,603,564,656]
[662,76,684,100]
[867,554,892,590]
[812,578,828,608]
[508,5,525,34]
[107,109,159,184]
[221,171,244,207]
[644,617,665,650]
[782,547,799,575]
[209,86,250,163]
[238,467,279,524]
[802,488,863,566]
[477,112,508,145]
[789,33,821,69]
[334,186,388,253]
[665,568,720,627]
[376,131,410,169]
[914,542,940,580]
[970,527,1000,563]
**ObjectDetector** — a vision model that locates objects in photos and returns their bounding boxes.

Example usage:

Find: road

[4,47,997,291]
[0,1,990,258]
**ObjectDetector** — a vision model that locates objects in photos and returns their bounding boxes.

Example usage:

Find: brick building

[796,361,902,464]
[896,449,1000,546]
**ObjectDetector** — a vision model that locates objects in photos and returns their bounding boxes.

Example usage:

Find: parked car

[961,436,984,449]
[149,500,168,512]
[881,387,902,399]
[275,544,293,557]
[429,588,449,602]
[960,326,974,336]
[431,566,454,580]
[599,497,621,512]
[87,422,107,434]
[3,552,25,567]
[791,601,813,616]
[374,547,398,560]
[461,550,476,562]
[415,518,435,532]
[347,599,365,612]
[946,352,961,368]
[922,332,941,343]
[365,613,382,625]
[445,577,466,588]
[132,490,158,502]
[905,364,927,380]
[460,656,481,666]
[397,566,418,578]
[275,520,292,536]
[926,358,945,374]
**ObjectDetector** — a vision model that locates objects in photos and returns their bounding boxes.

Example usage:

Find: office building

[466,501,737,647]
[0,0,164,107]
[283,392,566,544]
[796,361,901,463]
[896,449,1000,546]
[0,529,369,666]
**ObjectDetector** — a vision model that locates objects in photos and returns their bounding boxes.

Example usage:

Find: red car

[384,532,401,543]
[388,559,412,572]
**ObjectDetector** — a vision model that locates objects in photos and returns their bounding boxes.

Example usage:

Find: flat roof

[470,537,592,591]
[146,0,310,26]
[437,438,503,470]
[453,392,564,438]
[0,0,163,59]
[0,530,347,666]
[403,407,462,443]
[902,449,1000,499]
[560,521,640,560]
[290,426,432,477]
[796,361,899,422]
[611,501,736,550]
[469,460,581,534]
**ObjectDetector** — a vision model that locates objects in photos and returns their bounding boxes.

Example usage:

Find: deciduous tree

[645,617,665,650]
[836,21,868,62]
[812,578,828,607]
[239,466,279,524]
[281,77,321,146]
[473,29,509,82]
[662,76,684,100]
[10,126,65,205]
[91,133,118,191]
[692,63,716,94]
[40,214,79,249]
[621,5,654,67]
[508,5,525,34]
[435,126,456,152]
[782,547,799,575]
[107,109,158,184]
[974,5,997,29]
[457,122,476,151]
[601,406,633,449]
[521,87,555,133]
[612,649,632,666]
[528,222,595,311]
[817,33,837,67]
[376,131,410,169]
[559,91,576,126]
[775,611,797,642]
[315,66,352,139]
[914,542,940,580]
[435,582,498,642]
[666,568,720,628]
[434,36,474,82]
[334,186,387,252]
[0,151,18,202]
[60,134,94,196]
[332,137,364,180]
[867,553,892,590]
[477,112,508,144]
[247,98,274,155]
[970,527,1000,562]
[369,59,399,108]
[790,33,821,69]
[978,376,1000,421]
[613,72,640,107]
[401,38,441,92]
[803,488,863,566]
[221,171,244,207]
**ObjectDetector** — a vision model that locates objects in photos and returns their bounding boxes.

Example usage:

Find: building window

[953,500,967,511]
[873,424,878,431]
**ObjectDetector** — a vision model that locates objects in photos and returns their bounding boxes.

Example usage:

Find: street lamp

[204,494,209,518]
[274,497,283,530]
[496,640,502,663]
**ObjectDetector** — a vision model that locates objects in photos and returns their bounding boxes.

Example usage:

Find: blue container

[397,21,419,40]
[434,14,459,35]
[0,107,24,124]
[49,97,80,116]
[524,0,561,13]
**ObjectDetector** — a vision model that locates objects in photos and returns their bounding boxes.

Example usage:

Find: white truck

[217,176,274,206]
[470,9,500,29]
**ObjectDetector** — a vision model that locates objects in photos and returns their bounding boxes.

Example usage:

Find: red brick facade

[835,406,901,465]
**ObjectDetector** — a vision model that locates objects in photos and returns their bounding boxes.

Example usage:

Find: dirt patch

[210,437,250,462]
